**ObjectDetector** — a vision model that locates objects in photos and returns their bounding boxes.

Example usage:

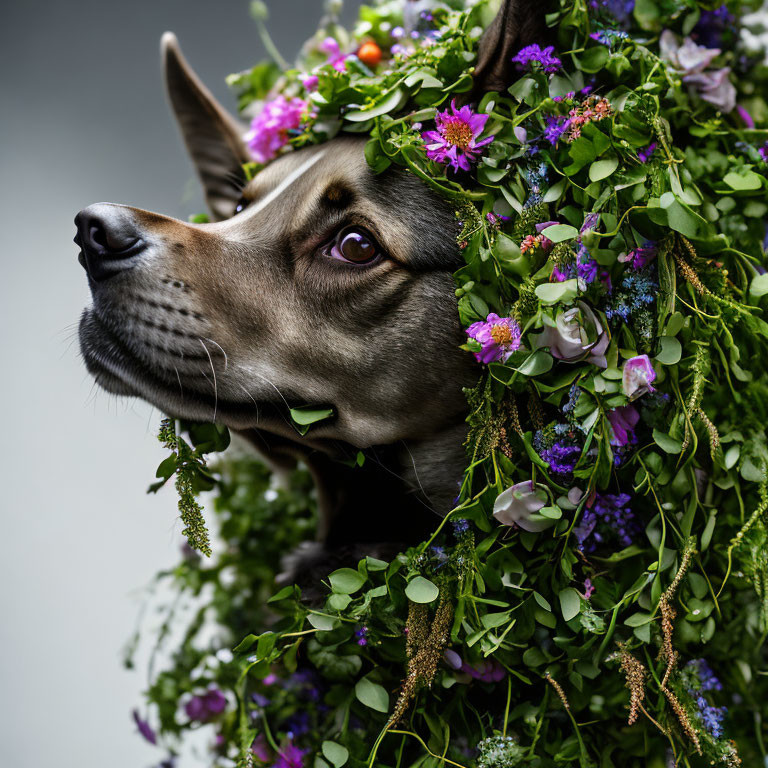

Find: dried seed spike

[618,647,646,725]
[544,672,570,711]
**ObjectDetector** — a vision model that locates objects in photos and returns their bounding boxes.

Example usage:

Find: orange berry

[357,41,382,68]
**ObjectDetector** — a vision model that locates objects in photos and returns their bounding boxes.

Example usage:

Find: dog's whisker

[198,338,218,422]
[400,440,431,505]
[202,337,228,371]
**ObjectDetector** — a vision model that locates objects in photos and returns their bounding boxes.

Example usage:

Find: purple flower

[532,302,610,368]
[422,100,494,172]
[691,5,735,49]
[619,242,657,270]
[760,143,768,164]
[355,625,369,646]
[185,688,227,723]
[552,264,573,282]
[580,213,600,233]
[623,355,656,400]
[637,142,657,163]
[493,481,551,532]
[543,115,570,145]
[512,44,561,74]
[252,733,271,762]
[273,743,308,768]
[607,404,640,446]
[444,649,463,670]
[575,492,636,551]
[461,659,506,683]
[541,440,582,476]
[452,518,470,536]
[737,105,755,129]
[577,256,598,284]
[584,578,595,599]
[466,313,522,364]
[245,96,307,164]
[132,710,157,745]
[319,37,348,72]
[687,659,723,692]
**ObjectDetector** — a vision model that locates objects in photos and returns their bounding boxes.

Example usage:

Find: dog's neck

[238,419,468,547]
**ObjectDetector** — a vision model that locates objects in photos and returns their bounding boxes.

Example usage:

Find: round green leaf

[322,741,349,768]
[655,336,682,365]
[329,568,366,594]
[405,576,439,603]
[723,170,762,191]
[515,350,553,377]
[750,273,768,299]
[535,278,579,305]
[559,587,581,622]
[589,156,619,182]
[355,677,389,712]
[540,224,579,243]
[653,429,683,455]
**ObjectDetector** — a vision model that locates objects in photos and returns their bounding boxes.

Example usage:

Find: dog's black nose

[75,203,145,282]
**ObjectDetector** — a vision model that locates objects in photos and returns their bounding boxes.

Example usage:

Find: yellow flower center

[443,120,473,150]
[490,324,513,346]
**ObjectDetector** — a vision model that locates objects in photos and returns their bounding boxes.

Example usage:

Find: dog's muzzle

[74,203,146,282]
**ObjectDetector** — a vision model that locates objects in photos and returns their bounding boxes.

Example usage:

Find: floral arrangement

[130,1,768,767]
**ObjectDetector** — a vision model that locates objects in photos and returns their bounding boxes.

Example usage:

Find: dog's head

[76,0,543,457]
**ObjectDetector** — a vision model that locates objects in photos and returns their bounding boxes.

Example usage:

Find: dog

[75,0,544,574]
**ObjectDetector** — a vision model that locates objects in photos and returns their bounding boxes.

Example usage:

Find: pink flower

[252,733,271,762]
[622,355,656,400]
[245,96,307,164]
[320,37,348,71]
[607,404,640,447]
[300,74,319,91]
[466,313,522,364]
[583,578,595,600]
[461,659,506,682]
[422,100,494,172]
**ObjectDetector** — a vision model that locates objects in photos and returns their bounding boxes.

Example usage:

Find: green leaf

[540,224,579,243]
[329,567,366,594]
[559,588,582,622]
[723,170,763,191]
[535,278,578,305]
[750,273,768,299]
[345,88,406,121]
[322,742,349,768]
[653,429,683,454]
[589,156,619,182]
[516,350,553,376]
[355,678,389,713]
[405,576,440,603]
[289,406,335,435]
[655,336,682,365]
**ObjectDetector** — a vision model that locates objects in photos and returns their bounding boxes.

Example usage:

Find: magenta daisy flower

[466,313,522,364]
[245,95,307,164]
[422,100,494,172]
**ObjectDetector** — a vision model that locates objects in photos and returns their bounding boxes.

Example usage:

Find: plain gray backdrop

[0,1,360,766]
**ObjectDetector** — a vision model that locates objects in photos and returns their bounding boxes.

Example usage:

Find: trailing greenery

[131,1,768,767]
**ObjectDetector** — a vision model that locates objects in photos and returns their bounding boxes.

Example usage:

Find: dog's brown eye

[330,228,380,264]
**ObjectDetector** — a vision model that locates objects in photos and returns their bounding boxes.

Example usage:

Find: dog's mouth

[79,309,336,435]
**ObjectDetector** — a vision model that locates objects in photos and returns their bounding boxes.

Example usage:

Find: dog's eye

[234,196,249,215]
[329,227,381,265]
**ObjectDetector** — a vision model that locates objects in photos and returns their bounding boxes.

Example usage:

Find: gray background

[0,1,360,766]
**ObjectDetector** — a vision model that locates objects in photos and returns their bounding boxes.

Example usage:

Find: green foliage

[133,2,768,767]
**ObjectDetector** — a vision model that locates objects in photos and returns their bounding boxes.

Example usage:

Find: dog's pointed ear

[472,0,549,95]
[162,32,250,220]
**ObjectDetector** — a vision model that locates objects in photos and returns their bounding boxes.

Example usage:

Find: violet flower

[622,354,656,400]
[607,404,639,446]
[531,302,610,368]
[185,688,227,723]
[245,96,307,164]
[466,313,522,364]
[251,733,271,762]
[273,743,308,768]
[512,44,562,74]
[132,710,157,745]
[637,142,657,163]
[422,100,494,172]
[493,481,550,532]
[543,115,570,145]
